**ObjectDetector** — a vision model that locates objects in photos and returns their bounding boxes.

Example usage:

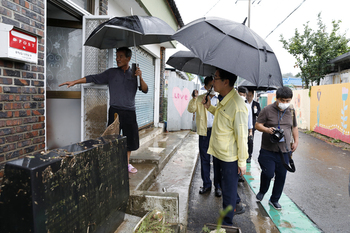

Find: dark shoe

[215,188,222,197]
[199,186,211,194]
[256,192,264,202]
[269,200,282,210]
[238,176,245,183]
[247,157,251,163]
[234,202,245,215]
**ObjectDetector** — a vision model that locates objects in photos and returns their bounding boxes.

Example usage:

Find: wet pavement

[187,130,350,232]
[283,131,350,233]
[118,128,350,232]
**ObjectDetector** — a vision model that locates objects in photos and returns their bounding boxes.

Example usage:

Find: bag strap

[278,145,296,173]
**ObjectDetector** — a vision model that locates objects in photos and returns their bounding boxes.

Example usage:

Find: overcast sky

[167,0,350,76]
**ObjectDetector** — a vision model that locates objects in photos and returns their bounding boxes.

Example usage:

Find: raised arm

[59,77,86,88]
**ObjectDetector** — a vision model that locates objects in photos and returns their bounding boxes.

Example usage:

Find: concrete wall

[311,83,350,144]
[292,89,310,130]
[167,72,194,131]
[320,69,350,85]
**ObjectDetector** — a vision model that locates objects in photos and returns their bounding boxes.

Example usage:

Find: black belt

[207,127,212,131]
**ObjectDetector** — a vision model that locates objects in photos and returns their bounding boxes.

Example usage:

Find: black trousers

[108,107,139,151]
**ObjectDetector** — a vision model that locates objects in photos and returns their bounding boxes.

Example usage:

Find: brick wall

[0,0,45,184]
[99,0,108,15]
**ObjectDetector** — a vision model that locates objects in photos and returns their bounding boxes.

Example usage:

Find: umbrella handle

[132,63,141,90]
[204,85,213,104]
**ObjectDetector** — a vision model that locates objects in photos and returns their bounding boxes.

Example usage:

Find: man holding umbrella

[187,76,221,197]
[202,68,248,226]
[59,47,148,174]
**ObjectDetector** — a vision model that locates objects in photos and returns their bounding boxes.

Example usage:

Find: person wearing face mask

[255,86,298,210]
[187,76,222,197]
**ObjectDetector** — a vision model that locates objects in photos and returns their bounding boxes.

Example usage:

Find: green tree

[280,13,350,88]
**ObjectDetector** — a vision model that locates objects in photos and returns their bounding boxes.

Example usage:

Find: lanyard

[278,109,287,129]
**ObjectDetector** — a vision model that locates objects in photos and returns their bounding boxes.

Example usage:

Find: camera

[270,128,284,143]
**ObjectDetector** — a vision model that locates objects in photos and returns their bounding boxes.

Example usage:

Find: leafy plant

[202,205,233,233]
[135,210,175,233]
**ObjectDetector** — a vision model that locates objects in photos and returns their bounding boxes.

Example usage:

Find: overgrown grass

[304,130,313,135]
[135,210,175,233]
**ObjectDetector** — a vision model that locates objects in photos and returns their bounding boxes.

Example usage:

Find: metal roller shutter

[113,47,155,128]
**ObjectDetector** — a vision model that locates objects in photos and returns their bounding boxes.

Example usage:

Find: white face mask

[278,102,290,111]
[210,89,216,95]
[240,95,246,101]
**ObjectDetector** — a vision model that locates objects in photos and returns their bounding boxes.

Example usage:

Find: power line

[204,0,223,16]
[265,0,306,39]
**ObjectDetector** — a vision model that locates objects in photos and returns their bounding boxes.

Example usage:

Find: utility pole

[248,0,251,28]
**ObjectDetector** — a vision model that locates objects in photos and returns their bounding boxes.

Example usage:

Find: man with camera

[255,86,298,210]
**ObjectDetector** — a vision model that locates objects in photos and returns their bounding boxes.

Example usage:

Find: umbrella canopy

[166,50,216,76]
[237,78,279,91]
[85,15,175,49]
[172,17,283,88]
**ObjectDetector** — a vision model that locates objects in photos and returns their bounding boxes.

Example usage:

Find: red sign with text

[9,29,37,53]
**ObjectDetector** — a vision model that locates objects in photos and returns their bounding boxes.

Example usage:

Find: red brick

[24,131,38,139]
[6,134,23,143]
[0,77,12,85]
[32,123,44,130]
[0,143,16,153]
[6,119,22,126]
[33,137,44,144]
[16,125,31,133]
[32,109,44,115]
[32,95,44,101]
[4,103,22,110]
[17,139,32,148]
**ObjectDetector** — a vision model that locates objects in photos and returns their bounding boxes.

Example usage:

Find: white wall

[167,72,194,131]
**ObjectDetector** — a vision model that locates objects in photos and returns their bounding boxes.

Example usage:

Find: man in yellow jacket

[202,68,248,226]
[187,76,221,197]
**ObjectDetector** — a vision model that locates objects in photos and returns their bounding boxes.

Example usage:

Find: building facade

[0,0,183,183]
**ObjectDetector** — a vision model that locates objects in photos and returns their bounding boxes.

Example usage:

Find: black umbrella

[172,17,283,88]
[166,50,216,76]
[84,15,175,49]
[237,78,279,91]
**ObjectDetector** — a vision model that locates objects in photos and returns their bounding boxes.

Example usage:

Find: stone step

[128,163,157,191]
[116,130,196,233]
[130,130,190,173]
[139,126,164,146]
[147,131,199,233]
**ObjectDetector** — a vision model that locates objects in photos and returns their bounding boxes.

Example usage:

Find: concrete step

[147,131,199,233]
[139,126,164,146]
[116,129,197,233]
[128,130,191,192]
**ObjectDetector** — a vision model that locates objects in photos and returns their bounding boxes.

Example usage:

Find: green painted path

[244,160,322,233]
